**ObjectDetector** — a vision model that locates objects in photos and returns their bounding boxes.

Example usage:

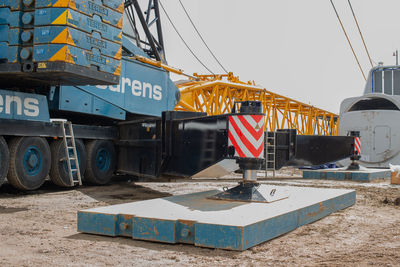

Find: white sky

[156,0,400,113]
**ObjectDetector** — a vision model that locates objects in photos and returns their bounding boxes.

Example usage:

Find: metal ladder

[51,119,82,186]
[200,130,217,167]
[265,131,276,178]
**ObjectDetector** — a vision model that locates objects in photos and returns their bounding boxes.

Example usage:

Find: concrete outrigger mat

[77,185,355,251]
[303,168,391,182]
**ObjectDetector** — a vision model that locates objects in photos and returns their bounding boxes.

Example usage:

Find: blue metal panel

[195,224,243,250]
[34,8,122,43]
[77,58,179,117]
[0,89,50,122]
[303,169,391,182]
[116,214,133,237]
[93,96,125,119]
[302,170,321,179]
[0,43,18,63]
[122,36,149,58]
[34,26,122,59]
[175,220,195,244]
[59,86,92,114]
[33,44,121,75]
[36,0,124,14]
[0,0,23,10]
[0,26,21,45]
[77,212,117,236]
[132,217,176,243]
[58,86,126,120]
[0,8,23,27]
[243,212,298,250]
[35,0,123,27]
[297,192,356,227]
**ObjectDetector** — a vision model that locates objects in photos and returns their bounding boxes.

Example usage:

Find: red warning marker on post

[228,115,265,158]
[354,137,361,156]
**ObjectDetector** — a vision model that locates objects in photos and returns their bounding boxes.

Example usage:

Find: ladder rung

[56,119,82,186]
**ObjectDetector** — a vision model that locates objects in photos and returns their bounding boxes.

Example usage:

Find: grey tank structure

[339,65,400,167]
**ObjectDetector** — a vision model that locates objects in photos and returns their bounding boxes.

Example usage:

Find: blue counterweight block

[35,0,124,13]
[34,8,122,43]
[35,0,124,28]
[34,26,122,60]
[33,44,121,76]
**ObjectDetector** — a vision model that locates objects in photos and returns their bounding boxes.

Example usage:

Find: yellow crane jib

[128,57,338,136]
[175,73,339,136]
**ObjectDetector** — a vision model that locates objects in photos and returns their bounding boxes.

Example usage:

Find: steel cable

[329,0,366,81]
[159,0,215,74]
[178,0,228,73]
[348,0,374,68]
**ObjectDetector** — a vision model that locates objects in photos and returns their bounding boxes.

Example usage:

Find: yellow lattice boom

[175,73,339,136]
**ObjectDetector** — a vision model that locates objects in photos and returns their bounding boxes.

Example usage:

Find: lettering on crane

[0,94,39,117]
[96,77,163,101]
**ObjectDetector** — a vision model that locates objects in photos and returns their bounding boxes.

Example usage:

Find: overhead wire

[329,0,366,81]
[159,0,215,74]
[178,0,228,74]
[347,0,374,68]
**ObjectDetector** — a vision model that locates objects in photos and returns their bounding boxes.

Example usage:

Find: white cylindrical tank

[338,93,400,167]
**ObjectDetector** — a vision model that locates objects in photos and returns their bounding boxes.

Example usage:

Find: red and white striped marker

[354,136,361,156]
[228,115,265,158]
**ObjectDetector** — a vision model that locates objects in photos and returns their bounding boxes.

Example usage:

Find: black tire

[0,136,9,187]
[49,139,87,187]
[85,140,116,185]
[8,137,51,191]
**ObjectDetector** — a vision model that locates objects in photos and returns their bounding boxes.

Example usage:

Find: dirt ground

[1,168,400,267]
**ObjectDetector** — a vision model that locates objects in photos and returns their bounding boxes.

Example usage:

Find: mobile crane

[0,0,355,191]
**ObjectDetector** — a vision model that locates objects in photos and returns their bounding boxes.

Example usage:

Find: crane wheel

[0,136,9,187]
[84,140,116,185]
[49,139,87,187]
[7,137,51,191]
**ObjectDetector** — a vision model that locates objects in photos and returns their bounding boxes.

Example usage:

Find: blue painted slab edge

[303,170,391,182]
[77,190,355,251]
[195,190,355,250]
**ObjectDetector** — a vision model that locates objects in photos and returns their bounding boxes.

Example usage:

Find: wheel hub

[27,153,38,168]
[96,148,110,171]
[24,146,42,175]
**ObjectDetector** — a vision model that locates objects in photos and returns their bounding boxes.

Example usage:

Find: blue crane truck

[0,0,355,191]
[0,0,182,190]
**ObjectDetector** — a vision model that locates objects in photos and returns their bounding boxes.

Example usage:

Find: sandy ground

[1,168,400,266]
